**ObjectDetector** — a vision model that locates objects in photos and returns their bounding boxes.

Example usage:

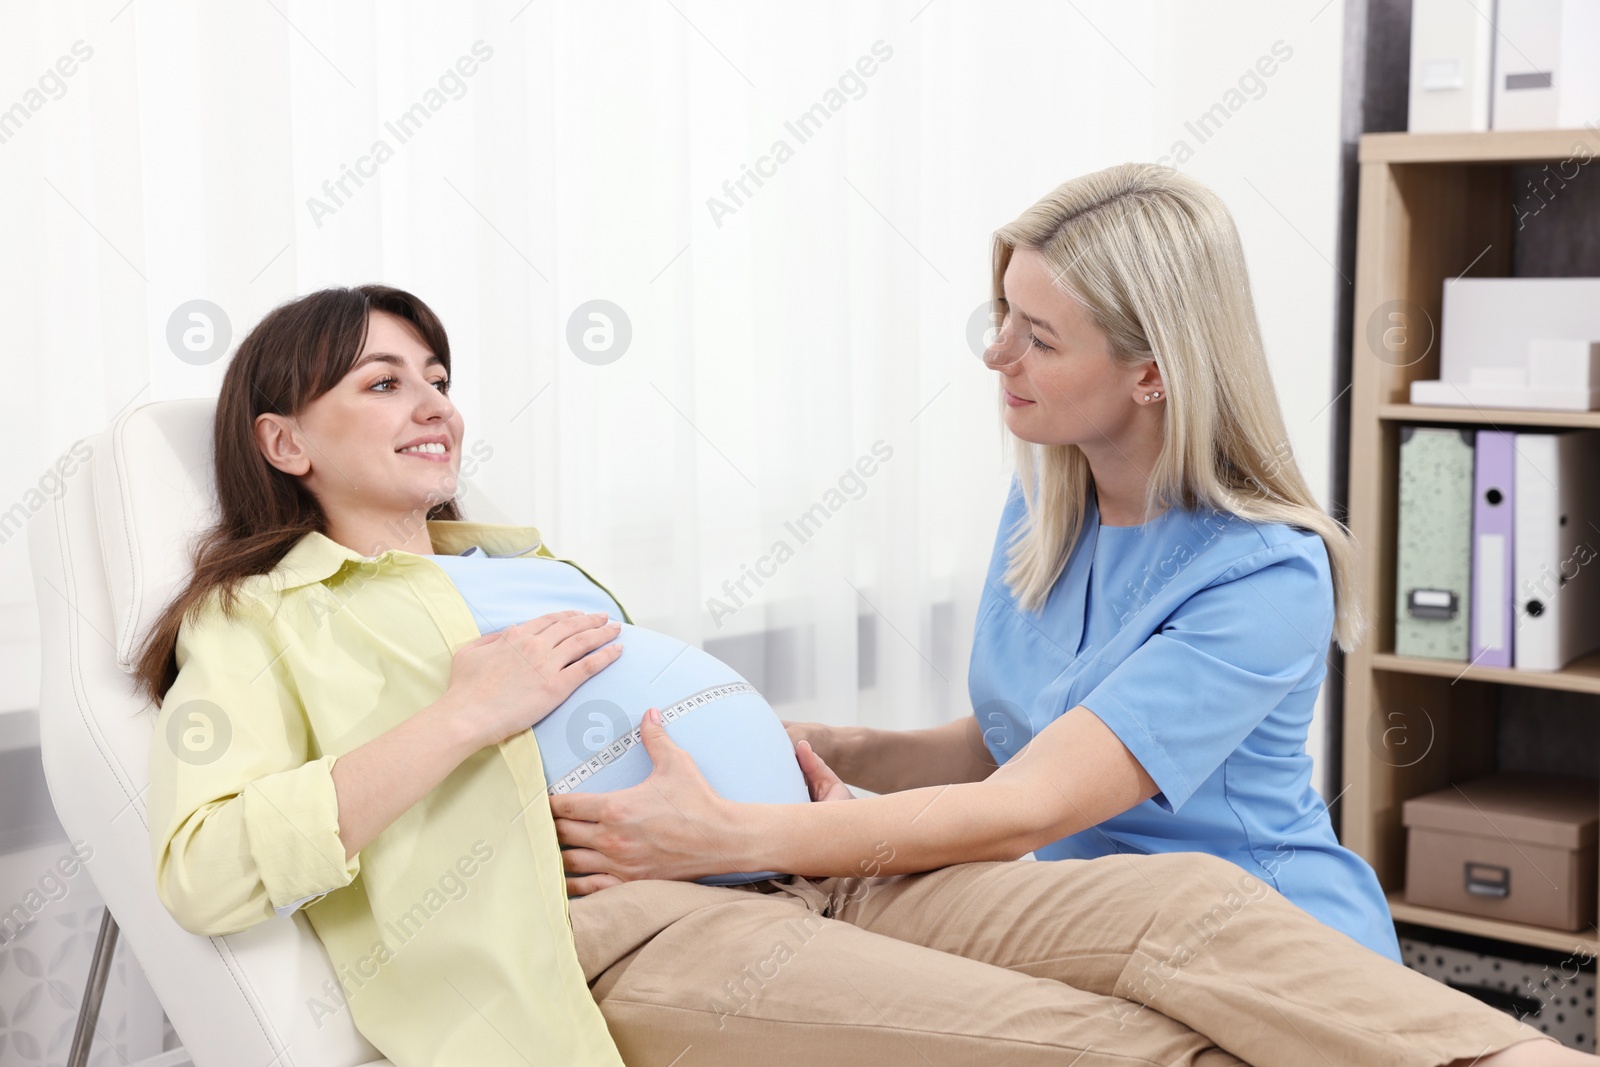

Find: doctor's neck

[1081,433,1165,529]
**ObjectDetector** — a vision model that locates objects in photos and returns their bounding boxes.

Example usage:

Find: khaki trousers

[567,852,1556,1067]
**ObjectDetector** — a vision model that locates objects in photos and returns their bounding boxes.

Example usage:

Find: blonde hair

[994,163,1366,653]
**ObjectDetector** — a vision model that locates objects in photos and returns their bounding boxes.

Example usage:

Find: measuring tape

[545,681,758,795]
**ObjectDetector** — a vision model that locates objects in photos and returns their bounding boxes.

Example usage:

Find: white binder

[1492,0,1600,130]
[1513,429,1600,671]
[1408,0,1495,133]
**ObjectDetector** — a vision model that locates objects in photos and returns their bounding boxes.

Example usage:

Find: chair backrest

[28,398,390,1067]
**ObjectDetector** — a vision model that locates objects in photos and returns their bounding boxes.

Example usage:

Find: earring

[1144,390,1162,402]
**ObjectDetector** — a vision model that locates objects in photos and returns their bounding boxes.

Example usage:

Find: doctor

[553,162,1400,962]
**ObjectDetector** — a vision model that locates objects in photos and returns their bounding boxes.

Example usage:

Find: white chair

[27,398,390,1067]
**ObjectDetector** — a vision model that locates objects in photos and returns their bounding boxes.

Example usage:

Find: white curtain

[4,0,1349,751]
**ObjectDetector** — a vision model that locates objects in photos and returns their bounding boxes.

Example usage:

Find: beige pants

[567,851,1555,1067]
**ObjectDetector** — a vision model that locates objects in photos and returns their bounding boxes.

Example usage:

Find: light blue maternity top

[968,478,1400,961]
[427,542,809,886]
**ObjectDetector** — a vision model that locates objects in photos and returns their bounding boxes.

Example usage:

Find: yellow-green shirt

[147,520,633,1067]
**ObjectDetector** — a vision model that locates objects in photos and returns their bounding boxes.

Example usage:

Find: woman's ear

[254,413,312,476]
[1132,359,1166,404]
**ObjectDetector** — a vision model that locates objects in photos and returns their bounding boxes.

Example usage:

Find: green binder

[1395,426,1475,660]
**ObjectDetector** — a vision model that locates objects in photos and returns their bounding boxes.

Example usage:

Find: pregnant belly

[531,621,810,885]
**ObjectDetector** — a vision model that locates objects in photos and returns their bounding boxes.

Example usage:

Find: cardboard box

[1404,772,1598,932]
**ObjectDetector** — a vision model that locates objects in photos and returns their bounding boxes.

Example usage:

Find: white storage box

[1409,279,1600,411]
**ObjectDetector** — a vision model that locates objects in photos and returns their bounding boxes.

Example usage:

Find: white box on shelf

[1409,278,1600,411]
[1410,339,1600,410]
[1492,0,1600,130]
[1408,0,1494,132]
[1530,338,1600,389]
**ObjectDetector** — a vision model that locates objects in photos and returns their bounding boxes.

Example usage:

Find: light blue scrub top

[968,478,1401,961]
[426,541,809,885]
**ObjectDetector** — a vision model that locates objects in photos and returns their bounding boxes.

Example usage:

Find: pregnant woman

[556,162,1406,961]
[139,282,1576,1067]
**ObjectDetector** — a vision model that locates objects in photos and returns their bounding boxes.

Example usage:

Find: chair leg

[67,908,120,1067]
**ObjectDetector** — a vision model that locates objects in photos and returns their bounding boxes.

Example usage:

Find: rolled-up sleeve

[1079,539,1335,814]
[148,588,360,936]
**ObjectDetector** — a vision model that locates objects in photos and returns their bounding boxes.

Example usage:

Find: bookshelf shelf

[1377,403,1600,430]
[1372,651,1600,697]
[1386,894,1600,957]
[1342,129,1600,960]
[1359,127,1600,164]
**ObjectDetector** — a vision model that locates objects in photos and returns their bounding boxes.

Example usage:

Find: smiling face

[254,309,463,554]
[984,247,1160,450]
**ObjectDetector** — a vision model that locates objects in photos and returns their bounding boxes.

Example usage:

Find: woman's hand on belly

[553,708,764,891]
[445,609,623,747]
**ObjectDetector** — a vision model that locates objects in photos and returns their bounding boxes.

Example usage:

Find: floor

[0,716,171,1066]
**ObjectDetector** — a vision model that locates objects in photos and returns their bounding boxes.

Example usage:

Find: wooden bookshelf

[1341,127,1600,956]
[1372,651,1600,698]
[1378,403,1600,431]
[1360,127,1600,164]
[1387,895,1600,957]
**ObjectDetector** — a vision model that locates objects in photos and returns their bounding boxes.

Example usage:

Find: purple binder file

[1471,430,1515,668]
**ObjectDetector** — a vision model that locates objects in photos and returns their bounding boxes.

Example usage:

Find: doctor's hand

[553,708,742,895]
[783,720,837,763]
[795,740,854,802]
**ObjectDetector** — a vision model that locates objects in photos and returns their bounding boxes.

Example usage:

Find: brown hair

[131,285,462,708]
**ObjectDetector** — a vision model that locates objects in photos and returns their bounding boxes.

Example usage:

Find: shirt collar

[270,519,552,592]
